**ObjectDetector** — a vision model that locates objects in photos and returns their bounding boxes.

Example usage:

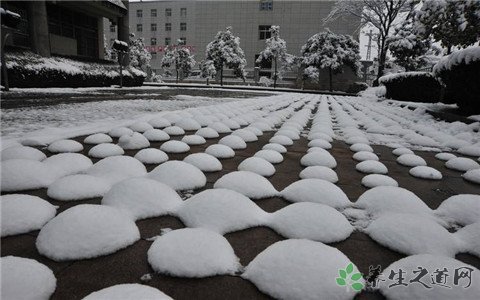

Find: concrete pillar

[117,0,129,65]
[98,17,104,59]
[27,1,50,57]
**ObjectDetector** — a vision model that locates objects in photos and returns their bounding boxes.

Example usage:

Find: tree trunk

[220,65,223,86]
[374,36,388,86]
[175,62,179,84]
[329,67,333,92]
[273,56,277,88]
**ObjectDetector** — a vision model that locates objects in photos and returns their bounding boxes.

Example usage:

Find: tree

[205,27,247,86]
[161,42,196,83]
[129,33,151,71]
[414,0,480,54]
[256,25,294,88]
[301,30,361,91]
[199,59,216,85]
[325,0,418,85]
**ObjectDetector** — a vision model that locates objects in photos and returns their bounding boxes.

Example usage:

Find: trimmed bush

[379,72,442,103]
[2,51,146,88]
[433,46,480,113]
[346,81,368,94]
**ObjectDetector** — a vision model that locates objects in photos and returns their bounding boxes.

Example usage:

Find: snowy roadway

[1,90,480,299]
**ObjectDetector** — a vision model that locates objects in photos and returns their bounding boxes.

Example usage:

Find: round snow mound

[463,168,480,184]
[435,152,456,161]
[43,153,93,178]
[83,284,172,300]
[84,133,113,145]
[181,135,206,145]
[269,135,293,146]
[1,256,57,300]
[134,148,169,164]
[1,159,56,192]
[143,129,170,142]
[1,146,46,161]
[238,157,275,177]
[254,150,284,164]
[214,171,278,199]
[308,139,332,149]
[242,239,364,300]
[392,148,413,156]
[47,139,83,153]
[88,143,124,158]
[85,156,147,184]
[47,175,110,201]
[219,135,247,150]
[163,126,185,136]
[118,132,150,150]
[147,228,241,277]
[36,204,140,261]
[184,153,222,172]
[435,194,480,226]
[361,174,398,188]
[397,154,427,167]
[129,121,153,133]
[148,116,171,129]
[262,143,287,154]
[300,151,337,168]
[232,129,258,142]
[409,166,442,180]
[350,143,373,152]
[195,127,219,139]
[108,127,133,138]
[148,160,206,190]
[280,179,351,208]
[205,144,235,158]
[352,151,379,162]
[299,166,338,183]
[356,160,388,174]
[160,140,190,153]
[445,157,480,172]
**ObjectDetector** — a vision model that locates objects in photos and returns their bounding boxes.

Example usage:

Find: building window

[181,8,187,17]
[110,25,116,32]
[151,52,157,59]
[259,25,271,40]
[165,8,172,16]
[260,0,273,11]
[137,9,143,18]
[151,9,157,17]
[180,23,187,31]
[165,23,171,31]
[151,37,157,45]
[179,37,186,45]
[137,24,143,32]
[165,37,171,46]
[151,23,157,31]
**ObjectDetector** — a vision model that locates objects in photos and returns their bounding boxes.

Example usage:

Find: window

[151,23,157,31]
[180,8,187,17]
[179,37,186,45]
[151,37,157,45]
[137,24,143,32]
[110,25,116,32]
[151,9,157,17]
[180,23,187,31]
[165,8,172,16]
[259,0,273,11]
[165,23,171,31]
[137,9,143,17]
[259,25,271,40]
[165,37,171,46]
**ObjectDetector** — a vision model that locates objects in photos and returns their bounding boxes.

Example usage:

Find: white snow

[175,118,201,131]
[232,129,258,142]
[435,194,480,226]
[1,146,46,161]
[299,166,338,183]
[455,222,480,257]
[1,194,57,237]
[208,122,232,134]
[129,121,154,133]
[88,143,125,158]
[36,204,140,261]
[159,140,190,153]
[350,143,373,152]
[433,45,480,74]
[163,126,185,136]
[84,156,147,184]
[195,127,219,139]
[83,284,172,300]
[181,135,207,145]
[392,148,414,156]
[409,166,442,180]
[219,135,247,150]
[118,132,150,150]
[183,153,222,172]
[254,149,284,164]
[361,174,398,188]
[1,159,56,192]
[242,239,364,300]
[457,144,480,157]
[134,148,169,164]
[1,256,57,300]
[269,135,293,146]
[148,116,171,129]
[280,179,351,208]
[143,129,170,142]
[300,151,337,168]
[214,171,278,199]
[352,151,379,161]
[463,168,480,184]
[108,127,133,138]
[307,139,332,150]
[435,152,456,161]
[47,175,110,201]
[238,157,275,177]
[148,160,206,190]
[83,133,113,145]
[262,143,287,154]
[47,139,83,153]
[397,154,427,167]
[43,153,93,178]
[445,157,480,171]
[356,160,388,174]
[205,144,235,158]
[147,228,241,277]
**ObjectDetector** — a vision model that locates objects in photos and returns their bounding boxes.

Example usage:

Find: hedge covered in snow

[2,51,146,88]
[379,72,442,103]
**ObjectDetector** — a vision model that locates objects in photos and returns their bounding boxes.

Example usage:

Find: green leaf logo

[335,263,364,292]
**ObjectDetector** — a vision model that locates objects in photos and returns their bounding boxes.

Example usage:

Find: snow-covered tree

[161,42,196,83]
[199,59,216,85]
[301,30,361,91]
[256,25,294,88]
[129,33,151,70]
[205,27,247,85]
[325,0,418,85]
[414,0,480,54]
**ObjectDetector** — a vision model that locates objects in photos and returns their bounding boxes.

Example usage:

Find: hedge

[379,72,442,103]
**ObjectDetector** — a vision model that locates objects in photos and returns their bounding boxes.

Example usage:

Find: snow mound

[397,154,427,167]
[36,204,139,261]
[205,144,235,158]
[242,239,363,300]
[435,194,480,226]
[209,122,231,134]
[129,121,153,133]
[175,118,201,131]
[392,147,413,156]
[148,116,171,129]
[1,146,46,161]
[463,168,480,184]
[177,189,268,234]
[352,151,379,161]
[143,129,170,142]
[455,222,480,257]
[232,129,258,142]
[308,132,333,142]
[43,153,93,178]
[88,143,124,158]
[269,203,353,242]
[356,160,388,174]
[195,127,219,139]
[435,152,456,161]
[163,125,185,136]
[269,135,293,146]
[47,139,83,153]
[366,213,457,256]
[308,139,332,149]
[300,151,337,168]
[102,178,182,220]
[1,256,56,300]
[361,174,398,188]
[445,157,480,171]
[409,166,442,180]
[262,143,287,154]
[159,140,190,153]
[83,133,112,145]
[134,148,169,164]
[85,156,147,184]
[83,284,172,300]
[47,175,110,201]
[181,135,206,145]
[350,143,373,152]
[1,194,57,237]
[299,166,338,183]
[219,135,247,150]
[147,228,241,277]
[214,171,278,199]
[118,132,150,150]
[183,153,222,172]
[238,157,275,177]
[254,149,284,164]
[280,179,351,208]
[378,254,480,300]
[108,127,133,138]
[458,144,480,157]
[148,160,206,190]
[1,159,56,192]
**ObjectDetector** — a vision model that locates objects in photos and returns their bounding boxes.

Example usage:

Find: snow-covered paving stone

[47,175,110,201]
[160,140,190,153]
[269,135,293,146]
[361,174,398,188]
[195,127,219,139]
[396,154,427,167]
[409,166,442,180]
[435,194,480,226]
[148,116,171,129]
[392,147,414,156]
[262,143,287,153]
[254,149,284,164]
[175,118,201,131]
[219,135,247,150]
[147,228,241,277]
[214,171,278,199]
[463,168,480,184]
[84,156,147,184]
[232,129,258,142]
[242,239,364,300]
[356,160,388,174]
[205,144,235,158]
[1,194,57,237]
[118,132,150,150]
[181,135,206,145]
[108,127,133,138]
[1,159,56,192]
[435,152,456,161]
[134,148,169,164]
[445,157,480,171]
[1,256,57,300]
[82,284,172,300]
[143,129,170,142]
[308,139,332,149]
[1,145,46,161]
[268,203,353,242]
[457,144,480,157]
[148,160,206,190]
[36,204,140,261]
[300,151,337,168]
[43,153,93,178]
[83,133,112,145]
[47,139,83,153]
[88,143,124,158]
[176,189,268,234]
[350,143,373,152]
[238,157,275,177]
[280,179,351,208]
[352,151,379,161]
[129,122,154,133]
[378,255,480,299]
[163,125,185,136]
[184,153,222,172]
[208,122,231,133]
[299,166,339,183]
[102,178,182,220]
